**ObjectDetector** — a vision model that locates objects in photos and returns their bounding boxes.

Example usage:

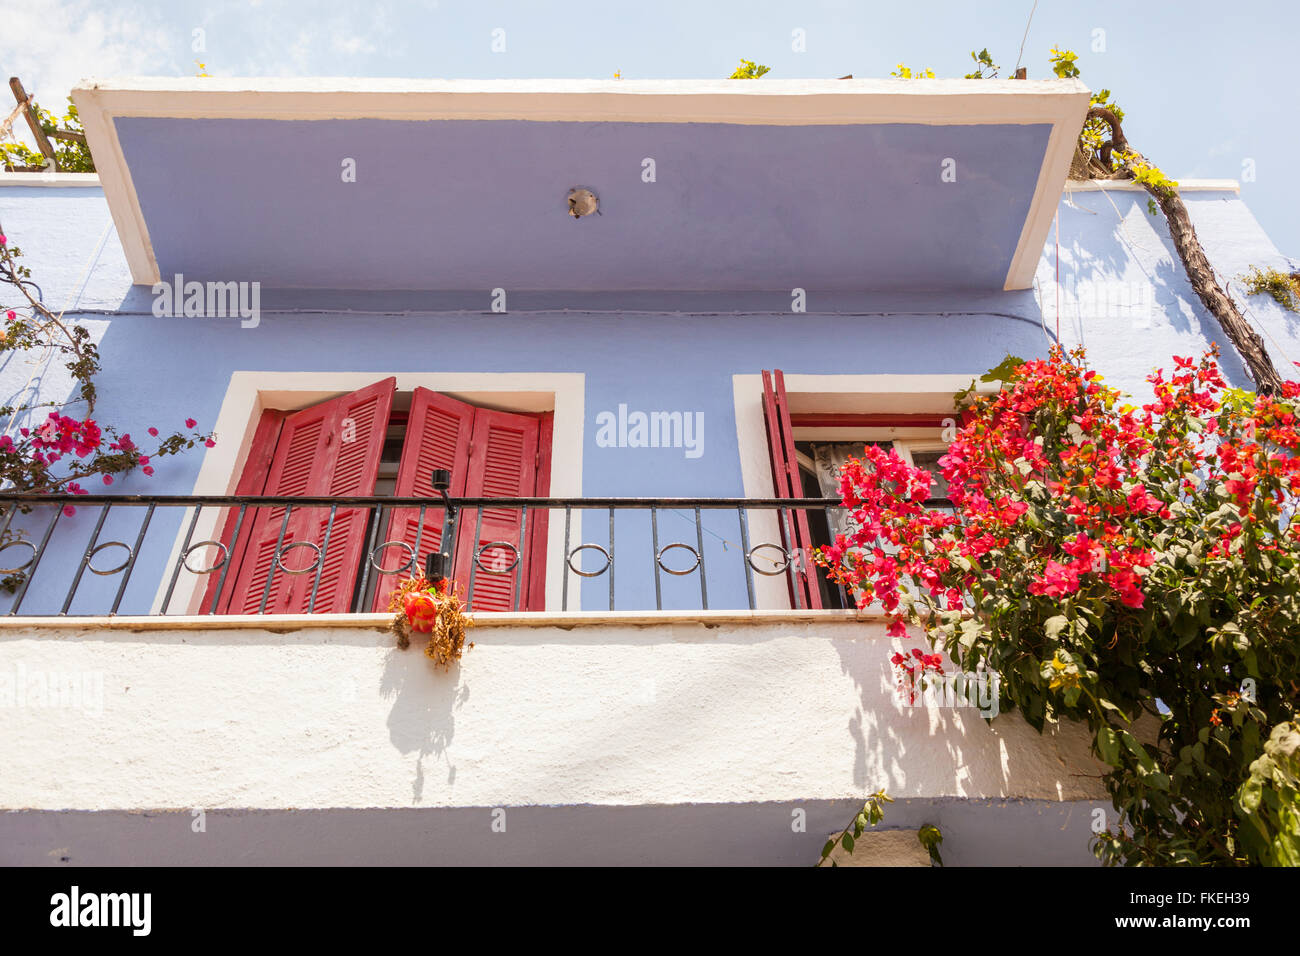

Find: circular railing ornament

[87,541,133,576]
[182,540,229,575]
[746,543,792,576]
[0,540,37,574]
[474,541,520,574]
[566,543,611,578]
[656,542,701,576]
[368,540,416,575]
[274,541,323,576]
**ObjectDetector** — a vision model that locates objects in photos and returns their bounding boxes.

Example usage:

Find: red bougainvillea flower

[817,344,1300,730]
[1027,559,1081,599]
[5,311,14,322]
[403,590,441,633]
[147,427,158,437]
[204,438,216,448]
[102,474,113,485]
[185,418,197,429]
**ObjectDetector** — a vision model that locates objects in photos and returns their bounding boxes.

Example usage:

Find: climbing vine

[0,229,212,585]
[818,347,1300,865]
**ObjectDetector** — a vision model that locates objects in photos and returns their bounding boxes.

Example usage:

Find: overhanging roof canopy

[72,77,1090,293]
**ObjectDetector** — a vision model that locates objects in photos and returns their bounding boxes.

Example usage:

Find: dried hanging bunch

[389,575,473,668]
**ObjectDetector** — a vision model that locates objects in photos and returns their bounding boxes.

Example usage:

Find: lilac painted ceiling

[116,117,1049,292]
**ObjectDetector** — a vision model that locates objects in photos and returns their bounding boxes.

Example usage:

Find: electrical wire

[1014,0,1039,73]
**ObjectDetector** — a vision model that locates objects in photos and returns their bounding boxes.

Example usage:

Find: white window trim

[154,371,585,615]
[731,373,989,609]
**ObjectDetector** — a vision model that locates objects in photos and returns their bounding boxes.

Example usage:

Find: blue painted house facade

[0,78,1296,866]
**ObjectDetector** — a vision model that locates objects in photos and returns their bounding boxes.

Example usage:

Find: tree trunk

[1145,186,1284,394]
[1078,108,1285,395]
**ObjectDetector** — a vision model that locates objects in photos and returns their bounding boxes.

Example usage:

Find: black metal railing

[0,490,951,617]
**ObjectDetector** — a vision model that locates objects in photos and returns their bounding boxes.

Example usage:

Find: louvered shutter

[369,388,472,611]
[205,408,287,614]
[525,412,554,610]
[760,369,822,609]
[455,407,540,611]
[223,378,394,614]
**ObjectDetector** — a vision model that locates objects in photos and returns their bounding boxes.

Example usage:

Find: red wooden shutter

[372,395,550,612]
[455,407,540,611]
[369,388,473,611]
[205,407,287,614]
[760,369,822,609]
[526,411,554,610]
[223,378,394,614]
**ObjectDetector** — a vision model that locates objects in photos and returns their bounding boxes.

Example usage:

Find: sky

[1,0,1297,255]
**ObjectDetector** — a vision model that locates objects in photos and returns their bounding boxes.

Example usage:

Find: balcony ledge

[0,608,886,632]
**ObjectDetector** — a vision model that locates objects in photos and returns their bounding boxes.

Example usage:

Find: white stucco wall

[0,612,1105,812]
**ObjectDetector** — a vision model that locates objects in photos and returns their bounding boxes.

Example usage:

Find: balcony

[0,489,912,617]
[0,489,1104,866]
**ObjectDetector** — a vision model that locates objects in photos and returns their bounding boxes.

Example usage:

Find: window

[760,369,954,610]
[205,380,552,614]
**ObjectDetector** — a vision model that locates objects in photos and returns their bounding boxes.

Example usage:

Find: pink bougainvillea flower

[142,466,154,476]
[102,474,113,485]
[1027,559,1081,599]
[5,310,14,322]
[147,427,158,437]
[185,418,197,429]
[204,438,216,448]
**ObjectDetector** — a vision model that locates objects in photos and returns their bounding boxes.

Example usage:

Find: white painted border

[1066,178,1240,193]
[154,371,584,615]
[731,373,992,609]
[0,172,101,187]
[71,77,1091,289]
[1005,90,1091,290]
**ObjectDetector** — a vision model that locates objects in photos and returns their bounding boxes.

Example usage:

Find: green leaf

[1045,615,1069,640]
[1097,726,1121,765]
[981,355,1025,383]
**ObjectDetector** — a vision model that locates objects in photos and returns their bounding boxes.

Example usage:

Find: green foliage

[1080,89,1125,155]
[817,791,944,867]
[1234,721,1300,866]
[1238,265,1300,312]
[1125,152,1179,197]
[891,63,935,79]
[728,59,770,79]
[963,49,999,79]
[1052,48,1178,195]
[822,347,1300,866]
[818,790,891,866]
[1049,47,1080,78]
[917,824,944,866]
[1,97,95,173]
